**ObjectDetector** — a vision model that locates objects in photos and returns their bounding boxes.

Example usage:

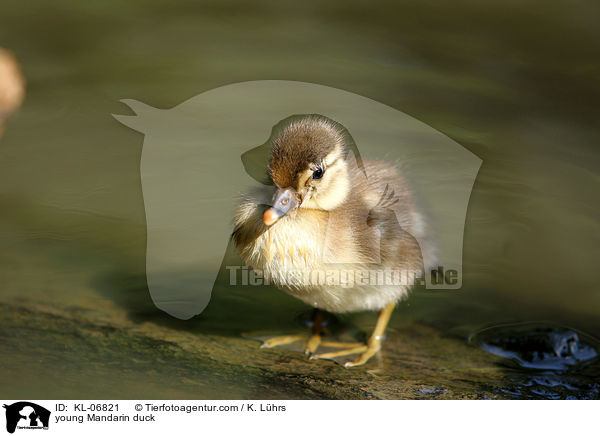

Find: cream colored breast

[240,210,327,280]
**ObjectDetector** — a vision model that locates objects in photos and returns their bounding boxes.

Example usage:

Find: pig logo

[113,80,481,320]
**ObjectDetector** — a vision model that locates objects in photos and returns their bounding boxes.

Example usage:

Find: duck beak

[263,188,299,226]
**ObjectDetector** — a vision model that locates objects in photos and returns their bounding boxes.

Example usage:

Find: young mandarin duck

[233,115,428,367]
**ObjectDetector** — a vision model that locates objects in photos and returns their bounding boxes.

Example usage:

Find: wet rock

[2,298,598,399]
[0,299,506,399]
[474,325,598,371]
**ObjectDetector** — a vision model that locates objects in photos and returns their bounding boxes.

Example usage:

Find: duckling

[233,114,427,367]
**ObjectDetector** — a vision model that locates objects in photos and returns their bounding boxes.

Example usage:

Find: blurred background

[0,0,598,398]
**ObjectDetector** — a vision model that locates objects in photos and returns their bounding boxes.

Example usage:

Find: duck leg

[303,309,366,353]
[259,309,362,354]
[259,334,305,349]
[311,302,395,367]
[304,308,324,354]
[259,309,325,352]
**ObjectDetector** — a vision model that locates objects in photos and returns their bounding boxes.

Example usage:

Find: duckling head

[263,115,355,226]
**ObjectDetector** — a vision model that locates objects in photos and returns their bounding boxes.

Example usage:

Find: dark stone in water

[472,324,600,398]
[474,325,598,371]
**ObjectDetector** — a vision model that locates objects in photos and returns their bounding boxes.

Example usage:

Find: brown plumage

[233,114,429,366]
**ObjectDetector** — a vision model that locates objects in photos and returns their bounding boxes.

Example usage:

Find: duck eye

[312,167,324,180]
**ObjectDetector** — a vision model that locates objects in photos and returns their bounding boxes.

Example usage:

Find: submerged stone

[475,325,598,371]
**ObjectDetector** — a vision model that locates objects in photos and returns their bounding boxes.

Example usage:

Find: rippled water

[0,0,598,398]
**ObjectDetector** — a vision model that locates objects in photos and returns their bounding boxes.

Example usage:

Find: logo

[113,80,481,320]
[3,402,50,434]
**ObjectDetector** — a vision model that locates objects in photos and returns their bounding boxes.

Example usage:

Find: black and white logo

[3,402,50,434]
